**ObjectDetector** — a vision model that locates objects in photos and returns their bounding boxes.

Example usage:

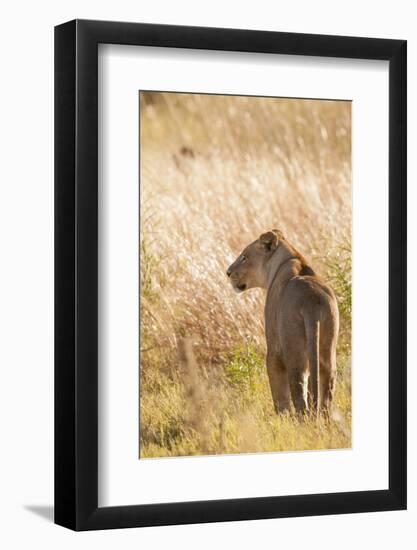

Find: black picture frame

[55,19,407,531]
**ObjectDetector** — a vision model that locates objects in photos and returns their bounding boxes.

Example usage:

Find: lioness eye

[241,255,247,262]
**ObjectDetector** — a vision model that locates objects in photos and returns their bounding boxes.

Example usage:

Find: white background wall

[0,1,414,548]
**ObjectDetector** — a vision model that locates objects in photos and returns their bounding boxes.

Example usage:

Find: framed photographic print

[55,20,407,530]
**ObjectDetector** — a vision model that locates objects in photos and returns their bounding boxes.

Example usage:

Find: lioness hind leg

[288,369,309,414]
[320,359,336,415]
[266,351,291,413]
[276,364,291,413]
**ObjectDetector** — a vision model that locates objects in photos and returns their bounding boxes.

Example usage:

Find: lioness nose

[226,268,232,277]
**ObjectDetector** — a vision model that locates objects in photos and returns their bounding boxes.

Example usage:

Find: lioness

[227,230,339,415]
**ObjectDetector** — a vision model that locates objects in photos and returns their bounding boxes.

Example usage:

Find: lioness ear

[259,230,280,251]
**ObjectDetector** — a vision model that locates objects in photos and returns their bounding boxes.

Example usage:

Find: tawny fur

[227,229,339,415]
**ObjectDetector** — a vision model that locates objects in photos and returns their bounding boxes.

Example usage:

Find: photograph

[139,91,352,458]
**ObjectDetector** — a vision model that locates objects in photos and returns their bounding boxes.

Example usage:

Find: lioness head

[226,229,283,293]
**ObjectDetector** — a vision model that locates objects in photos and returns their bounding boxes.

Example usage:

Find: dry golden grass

[139,92,351,458]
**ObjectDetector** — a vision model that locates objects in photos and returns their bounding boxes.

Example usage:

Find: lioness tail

[306,318,320,416]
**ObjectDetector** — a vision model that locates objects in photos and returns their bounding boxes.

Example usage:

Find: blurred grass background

[139,92,351,458]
